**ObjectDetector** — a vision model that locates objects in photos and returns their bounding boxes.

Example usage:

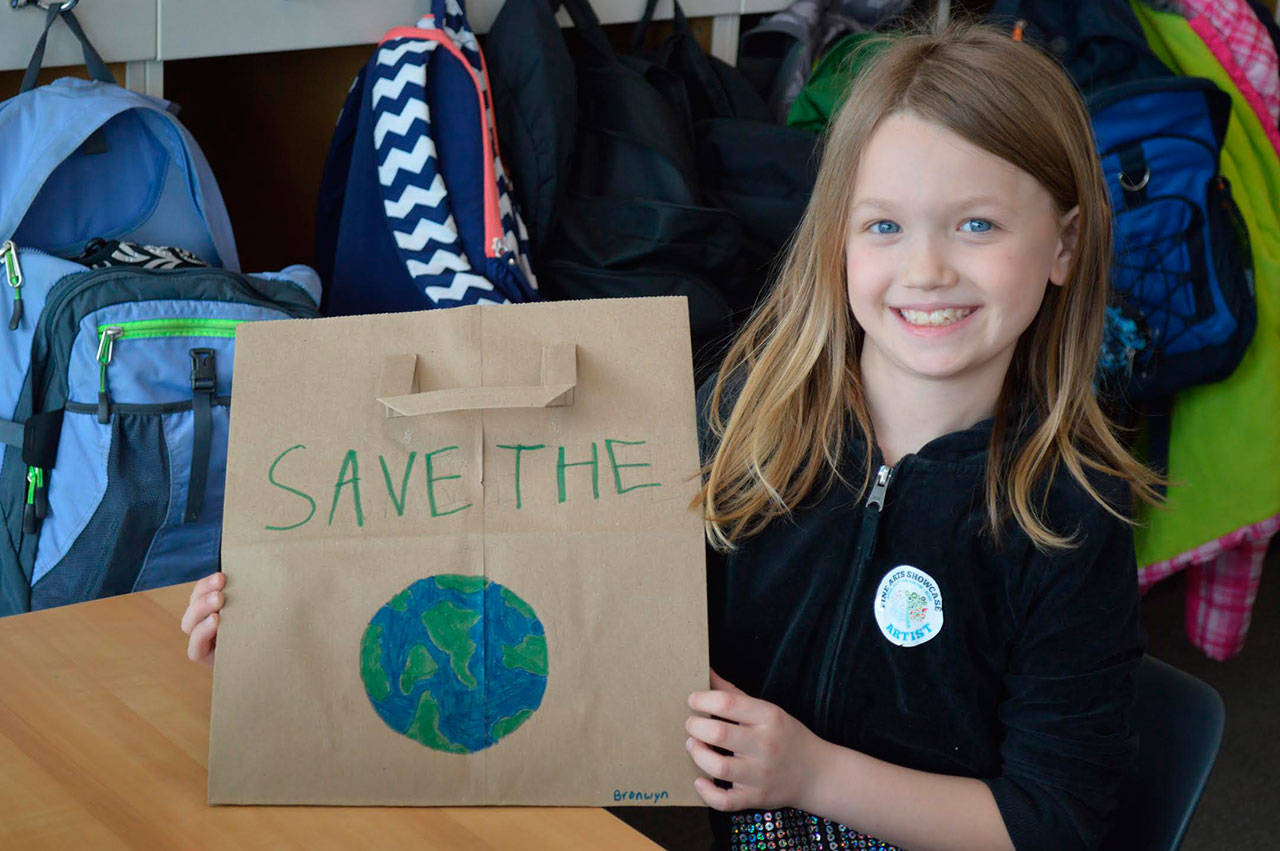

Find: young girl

[182,21,1157,851]
[683,21,1160,851]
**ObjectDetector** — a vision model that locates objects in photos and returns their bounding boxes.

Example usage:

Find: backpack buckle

[189,348,216,393]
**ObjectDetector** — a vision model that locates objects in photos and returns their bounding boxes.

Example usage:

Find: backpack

[316,0,538,315]
[488,0,814,380]
[1089,77,1256,405]
[0,10,320,614]
[487,0,741,376]
[987,8,1257,467]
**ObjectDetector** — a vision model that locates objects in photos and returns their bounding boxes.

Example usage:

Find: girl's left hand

[685,670,831,812]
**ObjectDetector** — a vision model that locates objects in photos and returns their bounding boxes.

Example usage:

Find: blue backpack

[316,0,538,314]
[0,10,320,615]
[1091,77,1257,404]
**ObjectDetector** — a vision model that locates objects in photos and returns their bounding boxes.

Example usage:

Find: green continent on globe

[502,633,548,677]
[390,588,412,612]
[490,709,534,741]
[406,690,469,753]
[434,574,486,595]
[423,600,481,688]
[399,643,439,695]
[500,586,537,621]
[360,623,391,701]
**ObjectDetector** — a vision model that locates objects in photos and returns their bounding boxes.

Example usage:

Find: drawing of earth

[359,574,548,753]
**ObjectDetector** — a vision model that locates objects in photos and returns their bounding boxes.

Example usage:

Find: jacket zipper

[814,462,894,732]
[95,318,242,423]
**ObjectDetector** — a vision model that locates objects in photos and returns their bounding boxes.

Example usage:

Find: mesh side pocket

[30,413,170,610]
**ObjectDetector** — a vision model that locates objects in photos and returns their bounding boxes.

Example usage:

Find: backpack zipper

[1,240,24,330]
[22,465,45,535]
[95,318,242,423]
[814,463,894,732]
[97,317,242,340]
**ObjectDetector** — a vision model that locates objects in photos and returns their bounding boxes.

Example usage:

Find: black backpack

[487,0,816,377]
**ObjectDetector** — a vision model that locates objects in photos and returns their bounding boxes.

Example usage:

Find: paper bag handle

[376,343,577,417]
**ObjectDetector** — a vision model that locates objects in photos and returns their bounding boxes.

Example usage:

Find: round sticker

[873,565,944,648]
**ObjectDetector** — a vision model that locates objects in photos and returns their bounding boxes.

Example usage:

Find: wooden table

[0,582,660,849]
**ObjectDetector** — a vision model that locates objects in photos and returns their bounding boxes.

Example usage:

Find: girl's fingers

[692,776,744,812]
[685,736,757,787]
[186,612,218,665]
[188,572,224,605]
[686,715,749,755]
[182,573,224,632]
[688,688,775,726]
[180,590,223,635]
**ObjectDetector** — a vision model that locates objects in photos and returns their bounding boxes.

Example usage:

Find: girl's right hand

[181,572,225,666]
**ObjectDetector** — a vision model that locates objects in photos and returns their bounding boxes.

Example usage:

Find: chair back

[1099,654,1225,851]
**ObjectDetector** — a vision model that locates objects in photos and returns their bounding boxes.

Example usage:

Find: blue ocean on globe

[359,574,548,753]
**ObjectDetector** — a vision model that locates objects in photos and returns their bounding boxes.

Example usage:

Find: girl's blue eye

[961,218,994,233]
[870,220,900,234]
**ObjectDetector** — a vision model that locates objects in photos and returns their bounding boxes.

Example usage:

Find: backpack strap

[186,348,216,523]
[19,6,115,95]
[0,410,64,470]
[372,30,506,306]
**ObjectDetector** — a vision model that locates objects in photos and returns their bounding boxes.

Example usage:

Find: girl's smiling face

[845,111,1078,407]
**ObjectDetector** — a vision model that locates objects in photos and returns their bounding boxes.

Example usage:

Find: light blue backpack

[0,7,319,614]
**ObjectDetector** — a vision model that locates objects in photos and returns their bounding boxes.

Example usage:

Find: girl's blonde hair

[698,21,1163,551]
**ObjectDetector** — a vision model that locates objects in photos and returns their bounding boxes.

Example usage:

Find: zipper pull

[2,240,23,331]
[852,464,894,570]
[97,325,123,424]
[33,466,48,521]
[866,464,892,510]
[23,466,43,535]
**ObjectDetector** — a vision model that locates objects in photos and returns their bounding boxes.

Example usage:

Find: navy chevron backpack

[317,0,538,313]
[0,9,320,615]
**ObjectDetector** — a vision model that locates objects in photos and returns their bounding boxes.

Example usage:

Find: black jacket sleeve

[985,503,1145,850]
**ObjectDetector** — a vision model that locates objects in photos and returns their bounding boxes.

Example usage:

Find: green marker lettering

[379,452,417,517]
[265,444,316,531]
[425,446,471,518]
[329,449,364,527]
[604,438,661,495]
[496,443,545,509]
[557,443,599,503]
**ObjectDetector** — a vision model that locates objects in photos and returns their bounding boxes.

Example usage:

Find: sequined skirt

[729,808,902,850]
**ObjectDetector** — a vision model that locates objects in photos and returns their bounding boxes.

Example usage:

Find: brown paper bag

[208,297,708,806]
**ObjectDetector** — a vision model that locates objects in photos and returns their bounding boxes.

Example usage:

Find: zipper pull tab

[851,464,894,571]
[97,326,123,424]
[866,464,892,510]
[23,466,43,535]
[33,466,47,521]
[2,240,23,331]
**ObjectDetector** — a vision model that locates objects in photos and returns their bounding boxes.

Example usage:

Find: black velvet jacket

[697,380,1144,851]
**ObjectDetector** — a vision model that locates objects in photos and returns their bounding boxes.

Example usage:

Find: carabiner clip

[10,1,80,12]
